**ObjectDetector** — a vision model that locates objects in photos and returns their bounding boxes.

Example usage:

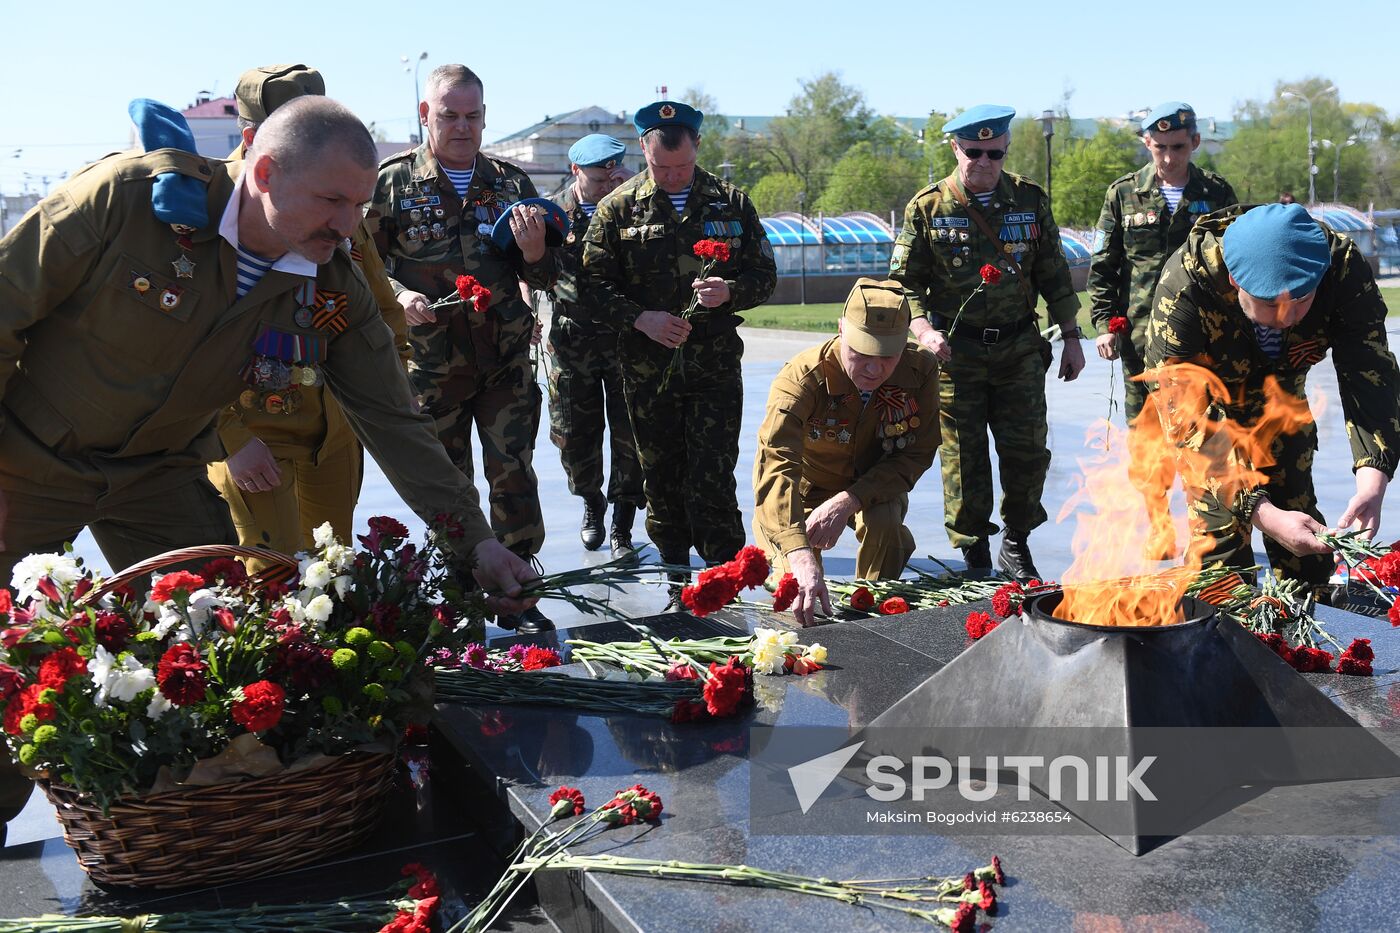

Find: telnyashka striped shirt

[235,245,276,298]
[667,187,690,213]
[442,166,475,198]
[1254,324,1284,359]
[578,200,597,218]
[1161,184,1185,214]
[973,190,995,207]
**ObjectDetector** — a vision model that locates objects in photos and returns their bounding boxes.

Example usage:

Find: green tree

[762,72,876,202]
[1050,125,1142,227]
[749,172,806,215]
[813,142,924,218]
[681,86,729,174]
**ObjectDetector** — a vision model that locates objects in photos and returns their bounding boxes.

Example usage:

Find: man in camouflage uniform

[1087,102,1237,560]
[581,101,776,608]
[753,279,940,626]
[542,134,643,558]
[890,105,1085,582]
[0,97,538,843]
[368,64,557,632]
[208,64,410,570]
[1146,202,1399,586]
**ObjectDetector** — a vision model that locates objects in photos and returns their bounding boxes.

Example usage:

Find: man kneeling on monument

[753,279,941,626]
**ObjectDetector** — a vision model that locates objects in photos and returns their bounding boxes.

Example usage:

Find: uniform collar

[217,167,318,276]
[1136,161,1204,196]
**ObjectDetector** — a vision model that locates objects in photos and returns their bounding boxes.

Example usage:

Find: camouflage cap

[235,64,325,123]
[842,278,911,357]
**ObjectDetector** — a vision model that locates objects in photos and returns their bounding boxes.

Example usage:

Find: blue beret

[128,98,208,229]
[634,100,703,135]
[1222,203,1331,301]
[1141,101,1196,135]
[942,104,1015,141]
[568,134,626,169]
[490,197,571,254]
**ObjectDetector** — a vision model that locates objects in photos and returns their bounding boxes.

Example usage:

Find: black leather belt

[934,314,1034,345]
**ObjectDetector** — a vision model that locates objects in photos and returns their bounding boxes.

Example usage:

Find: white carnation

[302,594,334,623]
[146,690,174,720]
[11,553,81,603]
[302,560,333,590]
[312,522,337,549]
[90,645,156,706]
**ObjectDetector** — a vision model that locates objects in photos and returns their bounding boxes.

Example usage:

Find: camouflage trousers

[546,315,644,506]
[413,351,543,558]
[1184,417,1332,586]
[621,328,745,564]
[938,328,1051,548]
[755,491,914,581]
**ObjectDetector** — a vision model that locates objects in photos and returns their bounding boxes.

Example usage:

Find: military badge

[1157,118,1171,132]
[977,126,993,140]
[1146,211,1158,224]
[294,306,315,328]
[407,226,420,241]
[130,272,151,294]
[952,257,963,267]
[170,223,197,236]
[171,254,196,279]
[410,208,423,223]
[659,104,676,119]
[1092,229,1106,253]
[312,289,349,334]
[158,287,182,311]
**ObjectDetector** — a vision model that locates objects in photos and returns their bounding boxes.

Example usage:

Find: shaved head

[250,96,377,176]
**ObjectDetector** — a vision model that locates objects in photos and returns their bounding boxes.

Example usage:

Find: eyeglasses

[960,148,1006,161]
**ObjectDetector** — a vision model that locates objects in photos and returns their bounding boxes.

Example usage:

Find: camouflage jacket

[367,145,557,365]
[890,171,1078,331]
[1087,162,1236,373]
[753,336,940,555]
[1145,205,1400,520]
[579,166,776,351]
[546,181,593,321]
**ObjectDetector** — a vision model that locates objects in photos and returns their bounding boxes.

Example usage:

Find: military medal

[239,389,258,409]
[171,254,196,279]
[837,428,852,444]
[952,257,963,267]
[1134,212,1146,226]
[433,207,445,218]
[294,306,315,329]
[130,272,151,294]
[159,287,182,311]
[299,365,319,386]
[1146,210,1158,224]
[264,393,284,415]
[282,389,302,415]
[406,226,420,241]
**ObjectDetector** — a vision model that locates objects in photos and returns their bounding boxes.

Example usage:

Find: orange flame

[1054,362,1317,627]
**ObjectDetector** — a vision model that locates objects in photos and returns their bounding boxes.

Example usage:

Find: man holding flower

[890,104,1084,583]
[753,279,941,626]
[582,101,775,609]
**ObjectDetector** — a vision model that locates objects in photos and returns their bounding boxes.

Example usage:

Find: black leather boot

[659,547,691,613]
[609,502,638,563]
[497,605,555,634]
[997,532,1041,584]
[961,539,992,573]
[579,492,606,551]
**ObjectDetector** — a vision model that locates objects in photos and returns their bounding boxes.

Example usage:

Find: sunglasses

[960,147,1006,161]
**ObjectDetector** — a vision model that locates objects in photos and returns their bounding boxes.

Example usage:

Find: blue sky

[3,0,1397,192]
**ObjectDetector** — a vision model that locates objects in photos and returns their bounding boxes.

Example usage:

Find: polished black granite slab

[430,597,1400,932]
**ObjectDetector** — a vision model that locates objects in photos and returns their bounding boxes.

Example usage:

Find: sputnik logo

[788,741,865,814]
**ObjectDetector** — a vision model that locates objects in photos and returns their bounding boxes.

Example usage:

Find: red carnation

[702,656,749,718]
[671,698,707,722]
[950,902,977,933]
[992,854,1006,885]
[1337,638,1374,677]
[990,582,1024,619]
[521,646,562,671]
[1256,632,1295,664]
[0,664,24,703]
[771,573,799,612]
[849,587,875,611]
[1107,316,1130,336]
[0,589,11,616]
[962,871,976,893]
[624,783,664,820]
[401,862,440,900]
[965,610,999,640]
[978,879,998,914]
[879,596,909,615]
[732,545,771,588]
[454,275,491,313]
[231,680,286,732]
[94,611,135,653]
[4,683,55,735]
[37,647,87,693]
[156,642,209,707]
[1291,645,1334,673]
[979,263,1002,285]
[150,570,205,604]
[548,785,586,818]
[199,558,248,588]
[369,515,409,539]
[693,239,731,263]
[681,565,744,617]
[665,661,700,681]
[1390,600,1400,627]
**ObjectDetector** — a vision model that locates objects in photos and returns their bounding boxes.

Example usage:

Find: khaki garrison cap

[235,64,325,123]
[842,278,911,357]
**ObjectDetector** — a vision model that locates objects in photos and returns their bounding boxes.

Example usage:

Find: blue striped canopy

[1309,207,1370,233]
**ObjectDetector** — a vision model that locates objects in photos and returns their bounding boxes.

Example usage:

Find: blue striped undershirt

[667,187,690,213]
[441,166,474,197]
[1254,324,1284,359]
[235,245,276,298]
[578,200,597,218]
[973,190,994,207]
[1161,184,1185,214]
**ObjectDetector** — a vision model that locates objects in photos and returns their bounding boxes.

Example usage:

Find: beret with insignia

[1222,203,1331,301]
[490,197,571,254]
[1141,101,1196,135]
[568,133,627,169]
[634,100,703,135]
[942,104,1015,141]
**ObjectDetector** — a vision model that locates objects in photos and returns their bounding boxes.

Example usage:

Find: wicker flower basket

[41,750,397,888]
[38,544,400,888]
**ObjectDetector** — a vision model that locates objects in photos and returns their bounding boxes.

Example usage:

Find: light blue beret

[634,100,703,135]
[1141,101,1196,135]
[1222,203,1331,300]
[568,134,626,169]
[942,104,1015,141]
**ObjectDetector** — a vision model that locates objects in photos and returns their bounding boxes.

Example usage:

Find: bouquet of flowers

[568,625,828,677]
[425,274,492,317]
[660,238,731,389]
[0,516,483,811]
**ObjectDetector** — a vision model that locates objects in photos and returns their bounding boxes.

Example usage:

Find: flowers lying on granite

[965,610,999,640]
[1320,530,1400,619]
[880,596,910,615]
[680,545,771,617]
[453,784,665,933]
[1337,638,1375,676]
[0,862,442,932]
[770,573,800,612]
[568,625,828,679]
[991,580,1030,618]
[828,564,1043,616]
[431,642,563,672]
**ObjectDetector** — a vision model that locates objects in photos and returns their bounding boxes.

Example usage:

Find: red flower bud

[1107,316,1130,336]
[979,263,1002,285]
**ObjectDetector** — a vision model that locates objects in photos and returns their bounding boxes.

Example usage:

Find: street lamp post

[795,190,808,306]
[1282,85,1336,204]
[401,52,429,143]
[1039,109,1056,198]
[1318,135,1359,203]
